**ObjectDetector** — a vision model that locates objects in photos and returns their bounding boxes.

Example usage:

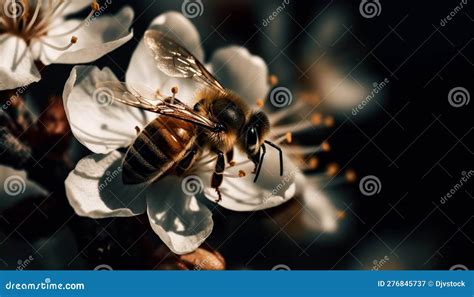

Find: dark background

[1,0,472,270]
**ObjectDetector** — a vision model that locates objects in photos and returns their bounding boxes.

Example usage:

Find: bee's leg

[211,150,225,203]
[176,146,198,176]
[225,148,235,166]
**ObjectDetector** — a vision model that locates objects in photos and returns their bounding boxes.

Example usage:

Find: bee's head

[240,111,270,166]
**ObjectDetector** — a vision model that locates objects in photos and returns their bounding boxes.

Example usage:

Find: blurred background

[0,0,472,270]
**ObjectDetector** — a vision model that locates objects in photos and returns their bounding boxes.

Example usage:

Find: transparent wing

[96,81,223,131]
[144,29,226,94]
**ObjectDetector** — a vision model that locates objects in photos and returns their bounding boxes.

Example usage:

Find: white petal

[31,7,134,65]
[202,149,297,211]
[146,176,213,255]
[209,46,270,105]
[0,34,40,90]
[63,65,155,154]
[298,176,338,233]
[65,151,147,219]
[126,11,204,103]
[60,0,91,16]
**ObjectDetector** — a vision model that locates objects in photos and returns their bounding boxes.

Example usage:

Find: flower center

[0,0,99,48]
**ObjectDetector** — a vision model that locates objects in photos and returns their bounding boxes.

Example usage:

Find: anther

[269,74,278,86]
[70,36,78,44]
[256,98,264,108]
[311,113,322,125]
[91,0,100,12]
[285,132,292,144]
[308,157,318,169]
[336,210,346,220]
[321,141,330,152]
[134,126,141,134]
[345,169,356,183]
[326,163,339,176]
[238,170,246,177]
[171,86,179,96]
[324,115,334,127]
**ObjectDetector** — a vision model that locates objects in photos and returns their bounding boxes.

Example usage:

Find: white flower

[62,11,337,254]
[0,0,134,90]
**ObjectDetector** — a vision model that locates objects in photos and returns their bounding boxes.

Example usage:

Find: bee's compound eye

[246,127,259,153]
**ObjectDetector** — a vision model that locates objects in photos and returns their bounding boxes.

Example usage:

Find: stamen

[256,98,264,108]
[238,170,246,177]
[40,35,77,51]
[308,157,318,169]
[91,0,100,11]
[311,113,322,125]
[285,132,292,144]
[345,169,356,183]
[326,163,339,177]
[321,141,330,152]
[269,74,278,86]
[324,115,334,127]
[336,210,346,220]
[25,0,42,32]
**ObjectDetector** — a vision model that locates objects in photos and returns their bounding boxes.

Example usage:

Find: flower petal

[209,46,269,105]
[60,0,92,16]
[298,177,338,233]
[0,34,40,90]
[63,65,155,154]
[126,11,204,103]
[146,176,213,255]
[202,149,297,211]
[31,6,134,65]
[65,151,147,218]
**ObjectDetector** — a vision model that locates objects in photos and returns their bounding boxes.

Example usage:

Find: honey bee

[98,30,283,201]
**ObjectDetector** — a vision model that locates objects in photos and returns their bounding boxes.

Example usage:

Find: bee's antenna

[253,143,266,183]
[264,140,283,176]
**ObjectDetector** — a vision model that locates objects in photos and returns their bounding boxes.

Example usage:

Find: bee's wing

[144,29,226,94]
[96,81,222,131]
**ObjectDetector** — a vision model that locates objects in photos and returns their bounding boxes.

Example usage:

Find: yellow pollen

[336,210,346,220]
[326,163,339,176]
[91,0,100,12]
[269,74,278,86]
[311,113,322,125]
[238,170,246,177]
[345,169,356,183]
[70,36,78,44]
[321,141,330,152]
[256,98,265,108]
[324,115,334,127]
[229,161,236,167]
[285,132,292,144]
[308,157,318,169]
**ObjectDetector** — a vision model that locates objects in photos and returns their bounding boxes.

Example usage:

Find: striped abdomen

[122,117,196,184]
